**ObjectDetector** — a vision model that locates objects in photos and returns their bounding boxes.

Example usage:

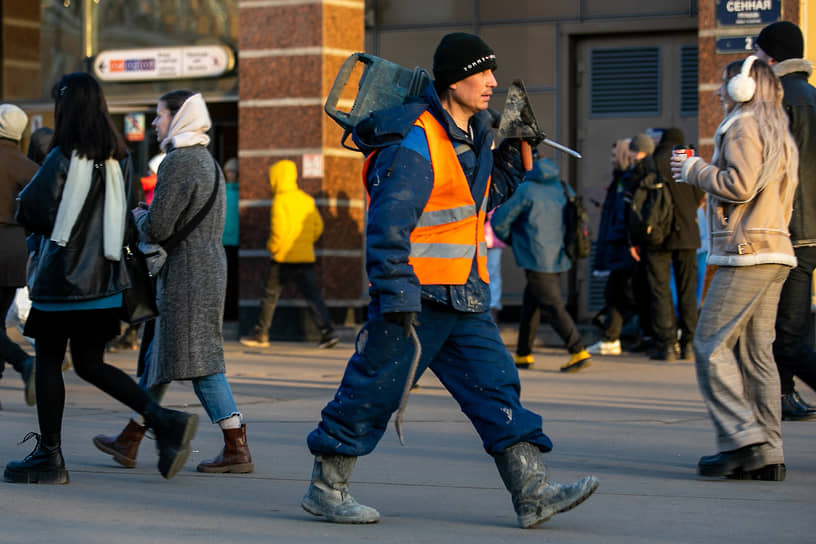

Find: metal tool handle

[394,323,422,446]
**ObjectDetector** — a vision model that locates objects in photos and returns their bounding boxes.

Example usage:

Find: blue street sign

[717,0,780,26]
[716,36,758,53]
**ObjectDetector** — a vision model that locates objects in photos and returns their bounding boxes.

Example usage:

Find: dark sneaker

[318,333,340,349]
[649,348,676,362]
[21,357,36,406]
[514,354,534,369]
[792,391,816,412]
[240,333,270,348]
[781,393,816,421]
[560,350,592,373]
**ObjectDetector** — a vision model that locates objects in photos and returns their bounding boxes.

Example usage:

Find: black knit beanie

[756,21,804,62]
[433,33,498,91]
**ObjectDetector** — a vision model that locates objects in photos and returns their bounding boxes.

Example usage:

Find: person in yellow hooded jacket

[240,159,339,348]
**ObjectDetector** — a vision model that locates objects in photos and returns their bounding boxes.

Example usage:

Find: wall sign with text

[94,45,235,82]
[717,0,779,26]
[716,35,759,53]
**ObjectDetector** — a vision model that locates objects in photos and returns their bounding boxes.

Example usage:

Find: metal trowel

[497,79,582,169]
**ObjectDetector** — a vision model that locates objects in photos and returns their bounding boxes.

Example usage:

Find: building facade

[1,0,811,335]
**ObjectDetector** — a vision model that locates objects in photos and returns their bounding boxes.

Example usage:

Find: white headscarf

[160,93,211,152]
[50,151,126,261]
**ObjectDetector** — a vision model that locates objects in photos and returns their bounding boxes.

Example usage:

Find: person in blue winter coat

[300,32,598,529]
[491,158,592,372]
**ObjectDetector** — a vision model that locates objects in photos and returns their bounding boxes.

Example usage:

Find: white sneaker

[587,339,621,356]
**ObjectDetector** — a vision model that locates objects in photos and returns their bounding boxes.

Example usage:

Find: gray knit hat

[629,133,655,155]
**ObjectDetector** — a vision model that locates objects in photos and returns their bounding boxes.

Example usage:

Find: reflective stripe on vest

[408,111,489,285]
[361,111,490,285]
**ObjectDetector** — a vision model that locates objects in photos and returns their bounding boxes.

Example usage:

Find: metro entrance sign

[716,0,780,26]
[94,45,235,82]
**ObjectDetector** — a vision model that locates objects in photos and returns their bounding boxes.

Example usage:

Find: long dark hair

[159,89,195,117]
[50,72,128,161]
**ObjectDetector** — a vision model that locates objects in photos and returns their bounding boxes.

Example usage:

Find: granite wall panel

[239,56,322,100]
[239,4,322,50]
[239,105,323,149]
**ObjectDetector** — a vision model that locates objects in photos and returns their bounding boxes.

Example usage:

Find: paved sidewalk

[0,331,813,543]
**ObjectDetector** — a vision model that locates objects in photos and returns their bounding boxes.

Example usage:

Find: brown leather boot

[196,424,254,473]
[92,419,147,468]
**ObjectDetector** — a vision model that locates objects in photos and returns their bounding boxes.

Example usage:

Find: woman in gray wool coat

[93,90,253,474]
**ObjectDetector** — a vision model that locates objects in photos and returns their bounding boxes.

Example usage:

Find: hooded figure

[240,159,338,349]
[266,159,323,263]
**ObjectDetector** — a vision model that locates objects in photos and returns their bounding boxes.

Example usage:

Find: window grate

[680,46,699,115]
[590,47,661,117]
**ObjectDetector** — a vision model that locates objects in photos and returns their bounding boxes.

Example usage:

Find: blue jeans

[139,340,239,424]
[486,248,503,310]
[307,302,553,457]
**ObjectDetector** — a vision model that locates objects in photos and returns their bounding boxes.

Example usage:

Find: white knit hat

[0,104,28,141]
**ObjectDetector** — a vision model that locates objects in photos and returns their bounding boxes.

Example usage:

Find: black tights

[35,334,150,440]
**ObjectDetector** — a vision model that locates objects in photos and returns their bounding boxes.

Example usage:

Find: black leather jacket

[775,59,816,247]
[16,147,137,302]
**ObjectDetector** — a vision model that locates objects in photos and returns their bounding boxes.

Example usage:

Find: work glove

[384,311,418,338]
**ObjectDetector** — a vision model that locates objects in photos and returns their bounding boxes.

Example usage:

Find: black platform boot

[143,402,198,480]
[4,432,69,484]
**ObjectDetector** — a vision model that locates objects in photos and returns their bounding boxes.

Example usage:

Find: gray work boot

[300,455,380,523]
[493,442,599,529]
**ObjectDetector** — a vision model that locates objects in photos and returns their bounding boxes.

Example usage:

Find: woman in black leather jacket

[4,73,198,485]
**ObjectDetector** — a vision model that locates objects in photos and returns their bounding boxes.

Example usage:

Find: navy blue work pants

[307,302,553,457]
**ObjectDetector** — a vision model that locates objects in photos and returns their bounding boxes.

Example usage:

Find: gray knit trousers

[693,263,790,463]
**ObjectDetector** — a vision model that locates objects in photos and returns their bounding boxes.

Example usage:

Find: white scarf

[50,151,126,261]
[160,93,211,152]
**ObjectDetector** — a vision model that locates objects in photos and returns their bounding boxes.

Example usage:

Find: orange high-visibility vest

[363,110,490,285]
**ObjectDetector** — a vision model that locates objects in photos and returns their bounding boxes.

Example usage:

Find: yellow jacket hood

[266,160,323,262]
[269,159,299,194]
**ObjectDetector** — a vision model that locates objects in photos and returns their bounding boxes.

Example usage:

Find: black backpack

[560,181,592,260]
[628,179,674,249]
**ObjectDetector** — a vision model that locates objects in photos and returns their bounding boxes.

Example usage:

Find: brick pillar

[237,1,365,338]
[696,1,800,161]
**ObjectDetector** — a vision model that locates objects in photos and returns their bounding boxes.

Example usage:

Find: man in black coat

[644,128,704,361]
[756,21,816,420]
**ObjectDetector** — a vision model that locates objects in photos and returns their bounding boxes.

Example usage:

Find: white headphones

[727,55,758,103]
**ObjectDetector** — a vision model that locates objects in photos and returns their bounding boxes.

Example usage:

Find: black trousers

[516,270,584,356]
[223,245,239,321]
[0,286,30,377]
[644,249,698,350]
[602,268,640,342]
[773,245,816,394]
[27,308,150,439]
